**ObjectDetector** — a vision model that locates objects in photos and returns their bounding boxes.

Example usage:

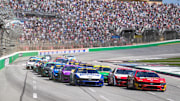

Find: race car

[33,60,47,73]
[73,61,81,66]
[127,70,166,91]
[26,58,41,69]
[41,62,60,77]
[35,61,48,74]
[79,63,93,67]
[67,60,76,65]
[79,63,87,67]
[49,64,65,80]
[58,65,77,82]
[65,55,76,60]
[43,55,52,61]
[94,65,112,83]
[108,68,133,86]
[69,67,104,87]
[53,58,69,64]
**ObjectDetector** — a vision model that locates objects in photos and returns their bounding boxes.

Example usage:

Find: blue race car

[69,67,104,87]
[49,63,65,80]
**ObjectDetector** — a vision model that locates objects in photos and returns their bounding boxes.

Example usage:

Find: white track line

[88,88,96,93]
[99,95,110,101]
[147,92,156,95]
[32,76,37,99]
[33,93,38,99]
[166,98,174,101]
[32,77,36,80]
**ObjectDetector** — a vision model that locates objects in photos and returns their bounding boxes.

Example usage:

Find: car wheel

[113,77,116,86]
[49,74,52,80]
[133,81,136,89]
[127,80,130,89]
[61,75,64,83]
[53,75,56,81]
[107,78,111,86]
[73,78,77,86]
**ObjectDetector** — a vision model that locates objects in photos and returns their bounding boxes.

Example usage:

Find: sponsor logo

[5,58,9,66]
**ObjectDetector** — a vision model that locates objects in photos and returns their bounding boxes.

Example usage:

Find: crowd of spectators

[2,0,180,44]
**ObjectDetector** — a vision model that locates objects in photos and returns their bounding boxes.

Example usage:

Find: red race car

[108,68,134,86]
[127,70,166,92]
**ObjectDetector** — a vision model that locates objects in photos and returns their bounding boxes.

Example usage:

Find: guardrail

[0,48,89,70]
[0,39,180,70]
[89,39,180,52]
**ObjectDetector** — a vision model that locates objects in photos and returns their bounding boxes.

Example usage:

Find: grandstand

[0,0,179,52]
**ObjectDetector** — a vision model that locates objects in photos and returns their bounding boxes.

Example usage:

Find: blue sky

[163,0,180,4]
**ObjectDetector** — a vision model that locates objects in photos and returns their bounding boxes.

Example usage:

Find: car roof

[46,62,59,64]
[94,65,110,68]
[77,67,95,69]
[135,70,155,72]
[56,58,66,59]
[64,65,76,67]
[117,68,133,70]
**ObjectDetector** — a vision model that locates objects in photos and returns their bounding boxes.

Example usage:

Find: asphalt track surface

[0,44,180,101]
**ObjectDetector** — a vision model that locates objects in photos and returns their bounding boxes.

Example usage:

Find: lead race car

[69,67,104,87]
[127,70,166,91]
[26,57,41,69]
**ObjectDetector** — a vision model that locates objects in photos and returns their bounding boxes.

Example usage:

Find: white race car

[70,67,104,87]
[26,58,41,69]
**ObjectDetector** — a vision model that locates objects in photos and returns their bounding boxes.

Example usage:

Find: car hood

[136,77,166,83]
[62,71,71,75]
[27,62,35,64]
[99,71,110,76]
[76,73,102,79]
[115,74,128,79]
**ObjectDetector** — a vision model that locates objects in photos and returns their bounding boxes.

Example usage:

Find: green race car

[41,62,60,77]
[94,65,112,83]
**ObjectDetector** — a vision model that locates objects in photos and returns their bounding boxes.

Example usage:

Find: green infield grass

[137,57,180,67]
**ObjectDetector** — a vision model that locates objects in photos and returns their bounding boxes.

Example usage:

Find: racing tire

[73,78,77,86]
[107,79,111,86]
[53,75,56,81]
[112,77,116,86]
[61,75,64,83]
[127,80,133,89]
[26,66,29,69]
[132,81,136,90]
[49,74,53,80]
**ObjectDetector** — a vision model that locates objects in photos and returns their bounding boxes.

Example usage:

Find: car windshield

[56,59,68,63]
[29,60,37,62]
[116,70,133,74]
[88,70,98,73]
[35,60,40,63]
[136,72,159,77]
[64,66,76,71]
[103,68,111,72]
[47,64,55,67]
[55,65,63,69]
[67,56,74,57]
[45,56,51,60]
[77,69,98,73]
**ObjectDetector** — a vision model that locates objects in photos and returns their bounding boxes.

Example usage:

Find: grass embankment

[137,57,180,67]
